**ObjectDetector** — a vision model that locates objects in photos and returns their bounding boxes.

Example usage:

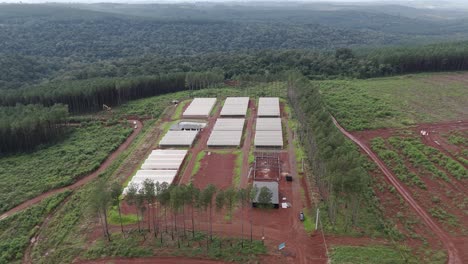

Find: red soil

[178,100,221,185]
[0,120,143,221]
[333,117,463,264]
[192,152,237,190]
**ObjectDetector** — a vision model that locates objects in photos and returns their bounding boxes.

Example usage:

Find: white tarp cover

[207,130,243,146]
[258,97,280,117]
[212,118,245,131]
[254,130,283,147]
[220,97,249,116]
[159,130,199,146]
[183,98,217,117]
[255,118,282,131]
[123,150,188,195]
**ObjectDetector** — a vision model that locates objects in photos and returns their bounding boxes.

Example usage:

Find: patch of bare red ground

[192,152,236,190]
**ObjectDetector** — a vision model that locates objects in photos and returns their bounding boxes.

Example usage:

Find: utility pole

[315,208,320,230]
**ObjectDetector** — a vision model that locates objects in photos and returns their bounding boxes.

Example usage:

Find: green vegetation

[0,122,132,214]
[233,151,243,187]
[429,208,459,227]
[84,231,266,262]
[302,208,314,233]
[389,137,451,182]
[331,245,408,264]
[371,137,426,188]
[447,131,467,146]
[0,191,70,264]
[289,74,385,236]
[108,206,138,226]
[319,73,468,130]
[0,104,68,153]
[192,151,207,176]
[172,100,189,120]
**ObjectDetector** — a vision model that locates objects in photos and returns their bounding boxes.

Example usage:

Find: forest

[0,104,68,154]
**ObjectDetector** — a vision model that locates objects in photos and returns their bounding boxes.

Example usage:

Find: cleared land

[319,72,468,131]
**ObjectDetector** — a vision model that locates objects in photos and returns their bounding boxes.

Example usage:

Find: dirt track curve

[0,120,143,221]
[332,117,462,264]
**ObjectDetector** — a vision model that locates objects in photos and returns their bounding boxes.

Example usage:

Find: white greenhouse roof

[159,130,199,147]
[212,118,245,131]
[254,130,283,147]
[255,118,282,131]
[220,97,249,116]
[151,149,188,156]
[182,98,217,118]
[258,97,280,117]
[123,150,188,195]
[207,130,243,147]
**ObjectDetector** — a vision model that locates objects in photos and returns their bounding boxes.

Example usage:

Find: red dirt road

[0,120,143,221]
[332,117,462,264]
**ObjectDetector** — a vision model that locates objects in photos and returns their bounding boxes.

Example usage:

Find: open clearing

[319,72,468,131]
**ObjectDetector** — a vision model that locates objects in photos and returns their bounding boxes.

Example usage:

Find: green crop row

[388,137,450,182]
[371,137,425,189]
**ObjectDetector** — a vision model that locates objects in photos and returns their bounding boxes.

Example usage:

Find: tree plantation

[0,104,68,153]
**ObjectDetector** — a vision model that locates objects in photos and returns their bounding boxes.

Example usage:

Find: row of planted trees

[1,71,226,114]
[92,179,273,248]
[287,72,371,230]
[0,104,69,154]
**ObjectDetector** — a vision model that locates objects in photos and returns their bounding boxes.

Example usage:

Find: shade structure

[142,149,188,170]
[212,118,245,131]
[254,130,283,147]
[207,130,243,147]
[123,171,176,194]
[255,118,282,131]
[159,130,198,147]
[123,150,188,195]
[182,98,217,118]
[258,97,280,117]
[252,181,279,208]
[220,97,249,116]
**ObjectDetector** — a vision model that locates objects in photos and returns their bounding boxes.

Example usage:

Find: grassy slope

[318,72,468,131]
[0,122,132,214]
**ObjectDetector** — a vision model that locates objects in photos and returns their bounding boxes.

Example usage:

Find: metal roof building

[258,97,280,117]
[212,118,245,131]
[170,121,206,131]
[252,181,279,208]
[182,98,217,118]
[220,97,249,116]
[207,130,243,147]
[255,118,282,131]
[254,130,283,147]
[159,130,199,147]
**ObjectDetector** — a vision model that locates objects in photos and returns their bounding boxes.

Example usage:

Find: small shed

[252,181,279,209]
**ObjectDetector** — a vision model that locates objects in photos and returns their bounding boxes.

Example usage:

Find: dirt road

[0,120,143,221]
[332,117,462,264]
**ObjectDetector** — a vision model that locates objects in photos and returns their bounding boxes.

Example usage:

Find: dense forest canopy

[1,3,468,91]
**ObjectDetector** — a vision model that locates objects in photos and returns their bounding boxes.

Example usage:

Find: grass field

[331,245,407,264]
[0,122,132,214]
[318,72,468,131]
[0,191,70,264]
